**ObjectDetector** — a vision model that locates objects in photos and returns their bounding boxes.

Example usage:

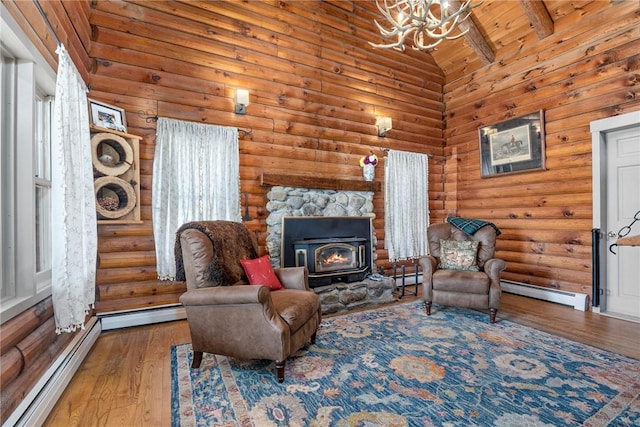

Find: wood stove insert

[294,237,368,286]
[281,216,373,287]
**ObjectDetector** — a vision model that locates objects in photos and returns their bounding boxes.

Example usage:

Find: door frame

[590,110,640,313]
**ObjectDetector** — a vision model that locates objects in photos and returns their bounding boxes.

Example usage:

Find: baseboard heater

[501,280,589,311]
[99,303,187,331]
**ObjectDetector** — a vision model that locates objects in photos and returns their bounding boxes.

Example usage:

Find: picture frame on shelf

[478,110,546,178]
[88,98,127,133]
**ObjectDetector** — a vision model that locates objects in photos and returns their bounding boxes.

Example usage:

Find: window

[34,93,52,277]
[1,9,56,322]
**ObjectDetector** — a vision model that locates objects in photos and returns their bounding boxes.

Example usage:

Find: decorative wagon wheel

[91,132,134,176]
[94,176,136,219]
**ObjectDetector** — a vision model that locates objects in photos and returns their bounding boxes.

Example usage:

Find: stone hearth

[314,276,396,315]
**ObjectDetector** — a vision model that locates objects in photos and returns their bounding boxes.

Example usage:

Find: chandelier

[369,0,480,51]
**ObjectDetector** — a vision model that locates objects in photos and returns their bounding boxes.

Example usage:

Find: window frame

[34,91,53,282]
[1,6,56,323]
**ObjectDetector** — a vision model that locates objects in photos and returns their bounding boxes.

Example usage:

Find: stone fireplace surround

[265,186,396,314]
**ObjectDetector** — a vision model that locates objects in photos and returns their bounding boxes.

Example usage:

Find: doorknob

[608,231,617,238]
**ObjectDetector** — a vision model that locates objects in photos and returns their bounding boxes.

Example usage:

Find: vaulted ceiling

[365,0,626,85]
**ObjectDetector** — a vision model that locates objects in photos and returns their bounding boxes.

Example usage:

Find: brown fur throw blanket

[174,220,258,285]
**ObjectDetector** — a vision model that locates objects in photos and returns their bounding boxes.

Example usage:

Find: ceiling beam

[448,0,495,65]
[519,0,554,39]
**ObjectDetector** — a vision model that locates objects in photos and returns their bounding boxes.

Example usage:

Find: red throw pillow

[240,255,284,291]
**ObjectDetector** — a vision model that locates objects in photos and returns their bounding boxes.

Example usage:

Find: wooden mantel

[261,173,381,192]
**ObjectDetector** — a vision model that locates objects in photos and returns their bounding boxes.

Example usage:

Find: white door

[605,126,640,318]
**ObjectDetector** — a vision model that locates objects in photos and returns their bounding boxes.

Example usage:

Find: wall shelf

[91,127,142,224]
[260,173,381,192]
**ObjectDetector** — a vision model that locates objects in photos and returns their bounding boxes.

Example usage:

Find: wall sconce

[376,116,392,137]
[235,89,250,114]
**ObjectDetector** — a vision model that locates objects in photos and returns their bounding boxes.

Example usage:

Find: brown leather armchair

[419,222,506,323]
[176,220,321,382]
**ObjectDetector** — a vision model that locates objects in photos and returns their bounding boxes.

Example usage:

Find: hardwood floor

[43,292,640,426]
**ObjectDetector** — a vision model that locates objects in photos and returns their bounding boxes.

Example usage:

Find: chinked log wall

[0,1,93,423]
[86,0,446,313]
[443,1,640,297]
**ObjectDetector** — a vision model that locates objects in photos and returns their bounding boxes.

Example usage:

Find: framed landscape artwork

[478,110,546,178]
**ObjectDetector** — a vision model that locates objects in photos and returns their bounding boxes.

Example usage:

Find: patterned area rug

[171,301,640,426]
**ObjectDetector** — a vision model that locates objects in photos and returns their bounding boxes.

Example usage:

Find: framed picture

[478,110,546,178]
[88,98,127,132]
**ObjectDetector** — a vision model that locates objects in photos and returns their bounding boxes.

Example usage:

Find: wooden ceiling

[365,0,623,85]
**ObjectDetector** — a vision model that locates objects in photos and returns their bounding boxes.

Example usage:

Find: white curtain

[384,149,430,262]
[51,45,97,334]
[153,117,240,280]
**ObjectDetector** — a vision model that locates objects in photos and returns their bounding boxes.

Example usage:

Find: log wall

[443,1,640,296]
[0,1,93,423]
[85,0,446,312]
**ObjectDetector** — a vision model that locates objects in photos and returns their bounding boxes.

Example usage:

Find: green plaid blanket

[446,217,501,236]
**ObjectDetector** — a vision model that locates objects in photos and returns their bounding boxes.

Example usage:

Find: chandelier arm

[413,31,444,50]
[373,0,408,29]
[373,19,416,38]
[424,4,470,32]
[444,1,476,20]
[404,0,472,28]
[414,27,468,50]
[423,26,469,41]
[422,15,467,40]
[370,26,417,51]
[370,0,481,51]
